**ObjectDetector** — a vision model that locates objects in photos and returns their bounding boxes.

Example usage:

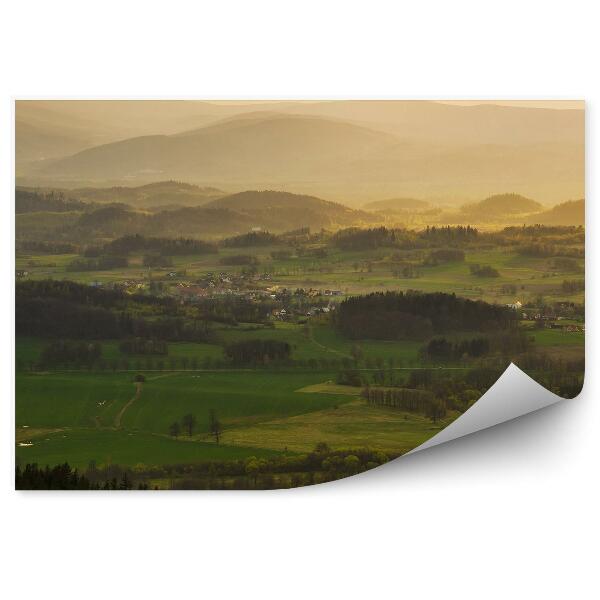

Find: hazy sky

[437,100,584,110]
[207,100,584,110]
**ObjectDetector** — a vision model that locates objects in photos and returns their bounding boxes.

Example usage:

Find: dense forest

[16,189,88,213]
[335,291,516,340]
[16,280,213,342]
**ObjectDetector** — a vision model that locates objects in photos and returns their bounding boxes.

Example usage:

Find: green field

[220,400,457,454]
[15,368,365,467]
[16,428,280,469]
[16,370,348,431]
[530,328,585,347]
[15,361,464,468]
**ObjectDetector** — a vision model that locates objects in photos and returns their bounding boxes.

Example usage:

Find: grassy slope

[15,370,348,431]
[220,400,459,454]
[16,429,279,469]
[15,369,355,467]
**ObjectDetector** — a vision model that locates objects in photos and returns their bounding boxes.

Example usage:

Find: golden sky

[437,100,584,110]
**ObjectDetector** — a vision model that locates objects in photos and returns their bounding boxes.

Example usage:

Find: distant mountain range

[16,101,585,204]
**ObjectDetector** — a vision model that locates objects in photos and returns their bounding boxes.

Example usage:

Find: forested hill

[16,189,379,241]
[459,194,542,219]
[204,190,377,227]
[525,199,585,226]
[16,189,88,213]
[66,181,224,208]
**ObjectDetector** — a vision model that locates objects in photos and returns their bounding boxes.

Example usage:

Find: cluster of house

[505,300,584,332]
[271,304,337,321]
[116,280,145,294]
[288,287,343,299]
[532,315,584,332]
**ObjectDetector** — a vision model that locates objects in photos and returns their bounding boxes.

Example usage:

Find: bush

[469,264,499,277]
[336,369,363,387]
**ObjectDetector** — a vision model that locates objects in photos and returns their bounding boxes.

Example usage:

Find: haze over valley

[17,100,584,205]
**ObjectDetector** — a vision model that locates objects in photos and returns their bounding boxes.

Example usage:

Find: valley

[14,100,585,490]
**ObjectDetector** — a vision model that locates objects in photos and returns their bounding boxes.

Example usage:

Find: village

[82,269,345,323]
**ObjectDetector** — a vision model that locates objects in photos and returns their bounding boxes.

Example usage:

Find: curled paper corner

[407,363,565,455]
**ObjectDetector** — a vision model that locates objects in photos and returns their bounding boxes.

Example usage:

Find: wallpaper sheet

[14,100,585,490]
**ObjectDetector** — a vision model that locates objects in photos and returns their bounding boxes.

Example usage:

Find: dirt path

[114,382,143,429]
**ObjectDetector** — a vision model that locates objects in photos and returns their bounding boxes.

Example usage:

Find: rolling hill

[16,189,380,242]
[458,193,543,219]
[17,102,585,204]
[30,113,397,182]
[64,181,224,208]
[525,199,585,226]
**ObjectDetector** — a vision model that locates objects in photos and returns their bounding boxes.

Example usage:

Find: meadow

[16,428,280,470]
[16,368,367,468]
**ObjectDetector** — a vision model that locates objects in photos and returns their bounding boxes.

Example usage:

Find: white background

[0,1,597,598]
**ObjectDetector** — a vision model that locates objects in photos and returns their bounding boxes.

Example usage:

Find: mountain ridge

[17,104,584,204]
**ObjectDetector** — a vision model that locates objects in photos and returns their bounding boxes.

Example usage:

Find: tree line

[104,233,218,256]
[224,339,291,365]
[67,255,128,271]
[361,386,446,422]
[119,338,168,355]
[423,336,490,361]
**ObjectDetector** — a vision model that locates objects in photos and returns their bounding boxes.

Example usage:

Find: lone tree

[209,409,222,444]
[181,413,196,437]
[169,421,181,438]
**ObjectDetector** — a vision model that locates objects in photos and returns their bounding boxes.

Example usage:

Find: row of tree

[224,339,291,365]
[423,336,490,361]
[169,410,222,443]
[67,255,128,271]
[361,386,446,422]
